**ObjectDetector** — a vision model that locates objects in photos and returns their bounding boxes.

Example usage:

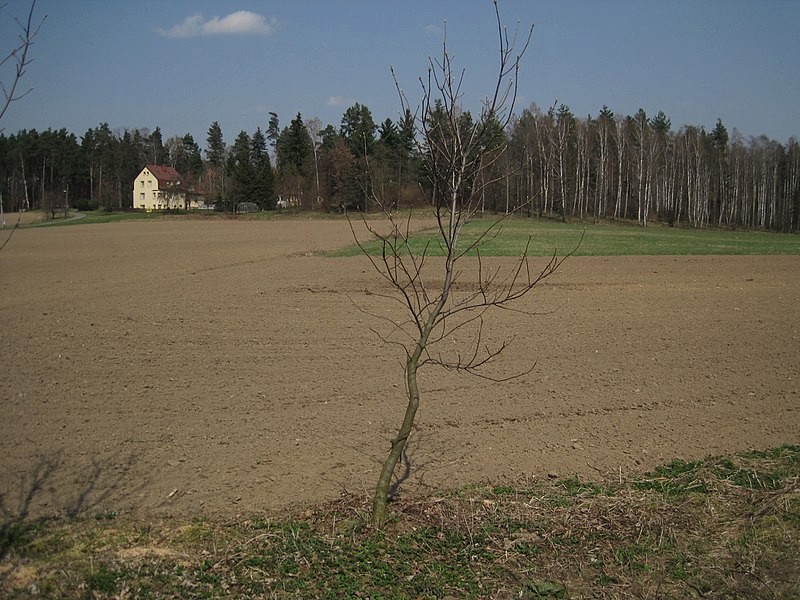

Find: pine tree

[182,133,203,178]
[276,113,312,174]
[340,103,376,156]
[205,121,225,167]
[251,127,276,209]
[225,130,254,211]
[275,114,313,207]
[251,127,268,168]
[149,126,167,165]
[267,112,280,158]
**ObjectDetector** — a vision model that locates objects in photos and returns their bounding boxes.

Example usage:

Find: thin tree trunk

[372,198,459,527]
[372,349,422,526]
[20,154,30,211]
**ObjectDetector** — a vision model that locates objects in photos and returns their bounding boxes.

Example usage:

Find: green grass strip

[332,217,800,257]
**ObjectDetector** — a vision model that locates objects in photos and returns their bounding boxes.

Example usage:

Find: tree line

[503,105,799,232]
[0,102,798,231]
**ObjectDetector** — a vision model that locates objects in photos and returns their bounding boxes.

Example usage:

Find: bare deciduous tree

[350,3,577,528]
[0,0,44,242]
[0,0,45,127]
[305,117,323,208]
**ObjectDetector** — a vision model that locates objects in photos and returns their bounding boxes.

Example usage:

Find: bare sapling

[0,0,45,126]
[0,0,44,250]
[350,2,578,527]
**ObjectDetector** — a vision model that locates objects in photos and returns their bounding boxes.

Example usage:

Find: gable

[147,164,181,183]
[138,164,183,188]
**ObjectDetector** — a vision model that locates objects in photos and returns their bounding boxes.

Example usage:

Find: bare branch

[363,4,576,527]
[0,0,46,127]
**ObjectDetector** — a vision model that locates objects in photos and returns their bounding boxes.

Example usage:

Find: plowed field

[1,218,797,519]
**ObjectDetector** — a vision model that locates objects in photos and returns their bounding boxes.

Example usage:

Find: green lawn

[24,208,335,227]
[334,217,800,257]
[26,210,162,226]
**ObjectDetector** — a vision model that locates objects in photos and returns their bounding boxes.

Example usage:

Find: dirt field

[1,217,798,521]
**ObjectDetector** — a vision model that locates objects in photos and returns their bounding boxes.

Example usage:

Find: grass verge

[1,446,797,598]
[22,208,352,228]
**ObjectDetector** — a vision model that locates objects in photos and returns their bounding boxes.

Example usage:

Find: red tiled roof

[144,164,182,185]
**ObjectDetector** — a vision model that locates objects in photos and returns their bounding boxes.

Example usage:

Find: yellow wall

[132,167,186,210]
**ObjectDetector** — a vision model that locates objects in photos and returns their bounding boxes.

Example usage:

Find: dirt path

[1,219,798,520]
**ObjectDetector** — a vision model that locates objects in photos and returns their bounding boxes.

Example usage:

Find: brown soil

[1,218,798,520]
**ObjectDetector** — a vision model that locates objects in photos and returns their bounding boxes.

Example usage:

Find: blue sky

[1,0,798,146]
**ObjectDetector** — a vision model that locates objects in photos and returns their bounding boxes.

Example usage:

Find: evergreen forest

[1,102,799,232]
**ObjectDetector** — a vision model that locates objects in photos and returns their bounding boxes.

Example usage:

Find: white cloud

[326,96,354,108]
[159,11,276,38]
[424,24,441,36]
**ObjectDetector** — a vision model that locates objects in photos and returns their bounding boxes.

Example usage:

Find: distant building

[133,164,195,210]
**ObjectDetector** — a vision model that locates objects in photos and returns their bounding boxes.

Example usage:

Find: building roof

[144,164,182,185]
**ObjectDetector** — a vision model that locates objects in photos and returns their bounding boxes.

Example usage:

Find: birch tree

[533,106,555,217]
[611,115,629,220]
[595,106,614,222]
[552,104,573,222]
[305,117,323,208]
[630,109,650,226]
[573,115,593,220]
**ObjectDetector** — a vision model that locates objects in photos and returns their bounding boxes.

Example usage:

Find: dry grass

[1,446,798,598]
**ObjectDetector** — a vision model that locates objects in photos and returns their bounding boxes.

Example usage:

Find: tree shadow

[389,433,416,501]
[386,429,449,502]
[0,449,144,559]
[320,428,436,504]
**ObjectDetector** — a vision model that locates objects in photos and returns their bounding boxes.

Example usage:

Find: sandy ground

[0,217,798,520]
